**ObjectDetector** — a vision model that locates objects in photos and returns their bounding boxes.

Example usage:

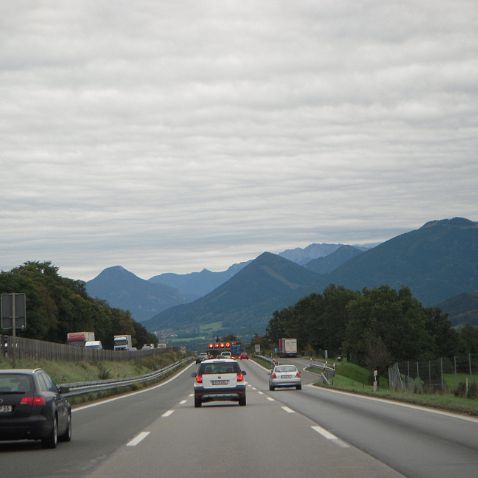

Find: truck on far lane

[278,338,297,358]
[113,335,133,351]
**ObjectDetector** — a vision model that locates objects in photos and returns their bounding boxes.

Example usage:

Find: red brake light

[20,396,46,407]
[296,371,301,378]
[271,372,277,379]
[195,375,203,384]
[237,373,244,382]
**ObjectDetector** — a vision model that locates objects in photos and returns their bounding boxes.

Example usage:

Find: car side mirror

[191,372,197,377]
[241,370,246,375]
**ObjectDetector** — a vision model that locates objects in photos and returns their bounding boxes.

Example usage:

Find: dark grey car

[0,369,72,448]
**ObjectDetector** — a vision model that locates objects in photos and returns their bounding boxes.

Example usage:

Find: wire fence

[388,353,478,394]
[0,335,178,362]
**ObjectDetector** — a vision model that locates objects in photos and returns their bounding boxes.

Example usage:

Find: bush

[454,381,478,399]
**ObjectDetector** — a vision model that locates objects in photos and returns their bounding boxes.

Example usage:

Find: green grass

[443,373,478,388]
[314,360,478,416]
[199,321,223,332]
[0,351,184,384]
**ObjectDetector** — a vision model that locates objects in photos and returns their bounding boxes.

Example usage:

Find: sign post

[1,293,27,366]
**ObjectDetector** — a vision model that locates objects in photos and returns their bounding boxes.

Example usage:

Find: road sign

[1,293,27,329]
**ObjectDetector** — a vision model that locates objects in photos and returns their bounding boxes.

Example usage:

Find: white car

[192,359,247,407]
[220,351,232,359]
[269,364,302,390]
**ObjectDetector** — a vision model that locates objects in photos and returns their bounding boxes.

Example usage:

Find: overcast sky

[1,0,477,281]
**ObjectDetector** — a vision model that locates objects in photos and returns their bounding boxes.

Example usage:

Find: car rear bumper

[194,386,246,402]
[0,415,51,441]
[270,380,301,388]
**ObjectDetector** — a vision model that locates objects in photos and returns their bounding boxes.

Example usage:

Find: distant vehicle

[230,343,241,358]
[114,335,132,351]
[278,338,297,358]
[192,359,247,407]
[141,344,155,350]
[269,364,301,391]
[67,331,95,348]
[0,368,72,448]
[220,351,232,359]
[239,352,249,360]
[196,352,209,364]
[84,340,103,350]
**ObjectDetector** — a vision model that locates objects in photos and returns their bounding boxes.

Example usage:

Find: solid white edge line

[162,409,175,417]
[281,406,295,414]
[308,384,478,424]
[126,431,150,447]
[73,362,195,413]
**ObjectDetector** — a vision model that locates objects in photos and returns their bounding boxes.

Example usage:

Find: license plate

[0,405,12,413]
[281,375,292,379]
[211,380,229,385]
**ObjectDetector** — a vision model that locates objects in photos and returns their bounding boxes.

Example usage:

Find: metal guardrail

[60,358,192,398]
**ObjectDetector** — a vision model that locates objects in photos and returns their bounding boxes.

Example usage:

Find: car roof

[201,358,237,363]
[0,369,43,374]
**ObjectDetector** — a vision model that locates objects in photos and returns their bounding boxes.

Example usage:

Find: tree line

[265,284,478,373]
[0,262,157,349]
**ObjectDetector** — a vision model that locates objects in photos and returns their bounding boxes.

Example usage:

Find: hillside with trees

[0,262,157,349]
[266,285,476,373]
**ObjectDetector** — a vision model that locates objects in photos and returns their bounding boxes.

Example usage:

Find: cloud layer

[1,0,477,280]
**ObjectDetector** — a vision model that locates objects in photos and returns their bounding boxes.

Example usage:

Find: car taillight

[237,373,244,382]
[20,396,46,407]
[195,375,203,384]
[271,372,277,379]
[296,371,301,378]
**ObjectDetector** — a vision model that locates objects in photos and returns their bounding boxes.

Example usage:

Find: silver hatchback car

[269,364,302,391]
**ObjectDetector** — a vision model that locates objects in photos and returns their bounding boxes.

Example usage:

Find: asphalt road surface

[0,359,477,477]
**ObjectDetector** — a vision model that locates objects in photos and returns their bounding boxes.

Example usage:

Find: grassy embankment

[308,360,478,416]
[0,351,190,405]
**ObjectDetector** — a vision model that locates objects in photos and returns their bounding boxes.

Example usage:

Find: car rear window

[0,374,33,393]
[199,362,240,374]
[275,366,297,373]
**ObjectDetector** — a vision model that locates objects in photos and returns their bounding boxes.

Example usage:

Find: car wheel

[59,411,72,442]
[269,385,274,391]
[194,398,202,408]
[42,415,58,449]
[296,385,302,390]
[239,396,246,406]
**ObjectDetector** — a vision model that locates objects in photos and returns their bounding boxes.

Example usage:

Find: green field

[199,321,223,332]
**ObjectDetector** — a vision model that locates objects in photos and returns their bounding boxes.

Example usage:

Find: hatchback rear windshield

[275,366,297,373]
[199,362,240,374]
[0,374,33,393]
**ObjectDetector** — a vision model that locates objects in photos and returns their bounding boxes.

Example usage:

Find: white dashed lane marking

[267,397,275,402]
[162,410,175,418]
[281,406,295,414]
[126,431,150,447]
[179,400,187,405]
[311,425,349,448]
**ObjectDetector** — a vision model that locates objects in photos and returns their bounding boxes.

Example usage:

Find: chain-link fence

[0,335,178,362]
[388,353,478,394]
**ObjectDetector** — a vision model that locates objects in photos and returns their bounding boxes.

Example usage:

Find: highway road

[0,359,477,477]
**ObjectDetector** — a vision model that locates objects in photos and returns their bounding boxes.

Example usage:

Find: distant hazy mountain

[86,266,187,322]
[327,218,478,305]
[278,243,342,265]
[305,245,363,274]
[436,290,478,326]
[143,252,326,334]
[149,261,251,301]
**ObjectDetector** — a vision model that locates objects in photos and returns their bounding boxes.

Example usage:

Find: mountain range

[86,217,478,336]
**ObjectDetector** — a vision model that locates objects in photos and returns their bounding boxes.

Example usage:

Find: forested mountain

[86,266,187,322]
[149,261,250,301]
[0,262,156,348]
[326,218,478,305]
[305,245,363,274]
[437,290,478,326]
[143,252,326,335]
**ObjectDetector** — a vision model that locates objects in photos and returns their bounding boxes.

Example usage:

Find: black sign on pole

[1,293,27,330]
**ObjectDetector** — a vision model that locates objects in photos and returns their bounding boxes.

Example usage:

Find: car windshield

[0,374,32,393]
[200,362,240,374]
[275,366,297,373]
